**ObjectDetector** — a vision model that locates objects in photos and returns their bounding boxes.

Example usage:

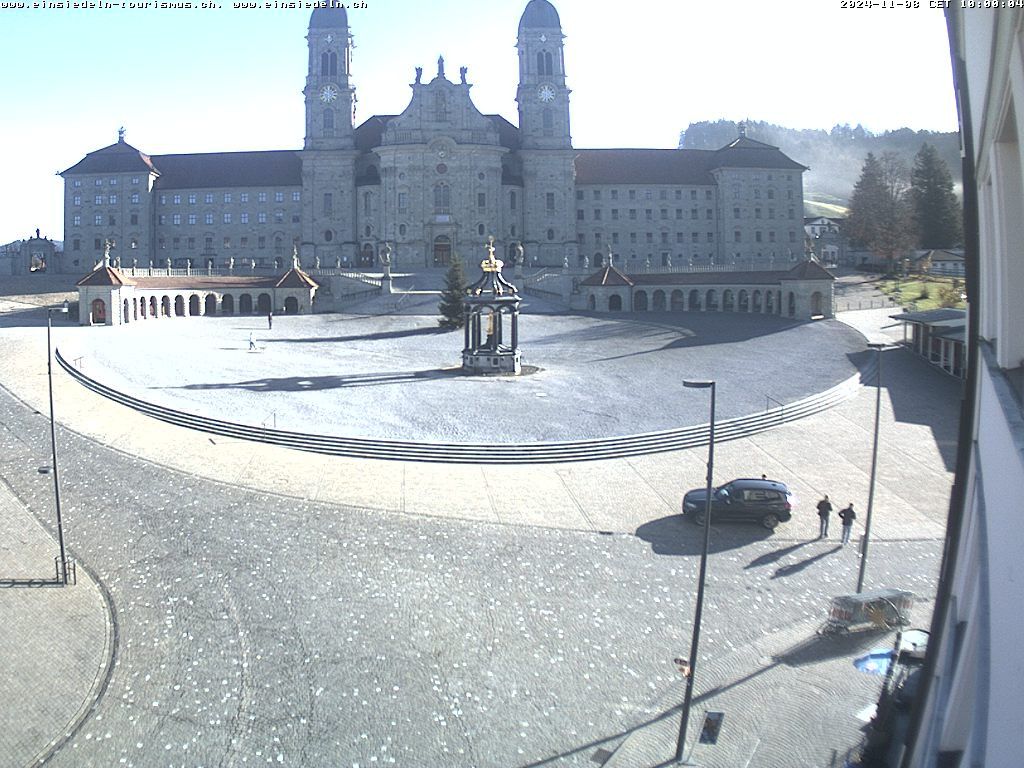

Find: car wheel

[761,513,780,530]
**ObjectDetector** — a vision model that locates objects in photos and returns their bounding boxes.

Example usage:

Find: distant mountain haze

[679,120,961,218]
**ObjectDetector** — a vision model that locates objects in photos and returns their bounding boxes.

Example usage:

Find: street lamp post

[47,304,69,586]
[856,343,886,593]
[675,379,716,764]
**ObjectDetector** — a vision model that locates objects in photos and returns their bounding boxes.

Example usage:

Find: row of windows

[577,206,800,222]
[575,188,714,202]
[71,176,143,188]
[158,191,298,205]
[577,230,799,245]
[155,211,294,225]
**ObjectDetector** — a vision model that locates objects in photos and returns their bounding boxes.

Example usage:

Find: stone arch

[634,290,648,311]
[284,296,299,314]
[90,298,106,324]
[670,289,684,311]
[811,291,823,316]
[257,293,272,314]
[722,289,735,312]
[738,289,749,312]
[688,289,701,310]
[705,289,718,311]
[652,290,666,311]
[221,294,235,315]
[587,294,596,311]
[766,291,775,314]
[752,290,762,312]
[161,295,171,317]
[609,294,622,311]
[174,295,185,317]
[139,297,147,319]
[205,294,217,315]
[189,294,200,316]
[123,298,130,323]
[239,294,253,314]
[787,291,796,317]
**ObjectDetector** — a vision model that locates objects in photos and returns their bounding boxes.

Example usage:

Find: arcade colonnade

[76,266,318,327]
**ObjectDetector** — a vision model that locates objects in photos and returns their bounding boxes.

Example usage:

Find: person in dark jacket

[839,503,857,545]
[816,495,833,538]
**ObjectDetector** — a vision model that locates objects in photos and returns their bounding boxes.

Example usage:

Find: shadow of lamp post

[47,303,70,586]
[674,379,715,764]
[857,342,887,594]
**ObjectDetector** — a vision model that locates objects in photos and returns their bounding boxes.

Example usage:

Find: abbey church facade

[59,0,808,273]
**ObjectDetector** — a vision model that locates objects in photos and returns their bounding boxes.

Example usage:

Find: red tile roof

[76,266,133,286]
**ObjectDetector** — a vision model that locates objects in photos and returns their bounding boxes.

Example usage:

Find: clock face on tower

[320,85,338,103]
[537,84,555,103]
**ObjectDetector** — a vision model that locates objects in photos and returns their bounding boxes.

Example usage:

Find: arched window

[536,51,544,73]
[321,51,337,76]
[542,109,553,136]
[399,224,407,236]
[544,51,553,75]
[363,191,372,216]
[478,224,485,235]
[546,228,555,241]
[323,108,334,134]
[433,184,450,214]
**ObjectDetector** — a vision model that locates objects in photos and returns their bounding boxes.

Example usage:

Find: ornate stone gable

[382,59,500,147]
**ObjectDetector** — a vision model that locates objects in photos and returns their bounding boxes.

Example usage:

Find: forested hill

[679,120,961,216]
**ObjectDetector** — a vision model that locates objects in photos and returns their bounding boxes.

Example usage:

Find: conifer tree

[438,256,467,330]
[911,143,963,249]
[846,151,914,272]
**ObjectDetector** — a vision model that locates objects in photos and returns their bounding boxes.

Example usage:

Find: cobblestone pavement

[0,304,958,767]
[0,384,942,768]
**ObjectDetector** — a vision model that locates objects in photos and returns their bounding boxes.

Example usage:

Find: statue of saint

[460,66,468,84]
[415,66,422,84]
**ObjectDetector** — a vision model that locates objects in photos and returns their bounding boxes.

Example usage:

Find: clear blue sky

[0,0,958,245]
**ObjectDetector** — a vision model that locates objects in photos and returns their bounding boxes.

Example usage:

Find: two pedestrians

[816,495,833,538]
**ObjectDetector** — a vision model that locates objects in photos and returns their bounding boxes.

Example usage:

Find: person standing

[267,311,273,330]
[816,495,833,538]
[248,332,256,351]
[839,503,856,545]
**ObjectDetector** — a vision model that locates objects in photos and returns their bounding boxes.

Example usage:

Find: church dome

[309,6,348,29]
[517,0,561,33]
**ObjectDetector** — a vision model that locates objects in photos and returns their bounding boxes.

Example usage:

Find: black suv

[681,478,794,530]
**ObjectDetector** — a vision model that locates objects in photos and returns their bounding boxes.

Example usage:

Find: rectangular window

[675,209,683,219]
[659,190,667,200]
[74,180,81,188]
[706,190,712,199]
[274,211,284,223]
[610,190,618,201]
[628,189,636,201]
[224,237,231,248]
[292,191,300,202]
[172,214,181,225]
[94,195,103,205]
[594,232,602,242]
[660,209,667,220]
[131,193,140,204]
[224,193,232,204]
[593,190,602,201]
[612,232,619,244]
[205,193,214,204]
[258,212,267,223]
[769,208,775,219]
[131,177,139,185]
[691,232,699,243]
[188,237,195,250]
[156,215,164,225]
[73,195,81,206]
[755,231,763,242]
[611,209,619,220]
[94,238,102,250]
[241,236,248,247]
[158,238,165,250]
[73,239,81,250]
[734,207,740,219]
[691,190,697,200]
[159,194,166,204]
[645,209,653,220]
[509,191,517,210]
[594,209,602,220]
[755,208,762,219]
[95,179,102,187]
[258,236,266,249]
[630,233,637,244]
[577,233,585,245]
[109,194,117,204]
[645,190,652,200]
[188,214,197,225]
[706,209,713,219]
[477,192,486,209]
[707,232,714,242]
[646,233,653,243]
[789,231,797,242]
[73,215,81,226]
[130,213,138,226]
[205,213,214,225]
[173,237,180,249]
[546,192,555,211]
[576,190,584,201]
[188,194,197,204]
[675,190,682,200]
[398,192,408,212]
[275,192,284,203]
[258,192,267,203]
[734,231,741,242]
[576,209,584,221]
[769,231,776,242]
[660,232,668,244]
[767,189,774,200]
[323,193,333,216]
[173,194,181,205]
[691,208,698,220]
[240,193,249,203]
[241,213,249,224]
[629,209,637,220]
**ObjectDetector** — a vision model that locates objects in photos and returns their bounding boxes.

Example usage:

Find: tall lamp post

[674,379,716,764]
[47,303,70,586]
[856,342,886,593]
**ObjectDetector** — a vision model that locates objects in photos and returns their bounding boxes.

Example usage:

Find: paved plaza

[0,284,961,767]
[53,292,864,442]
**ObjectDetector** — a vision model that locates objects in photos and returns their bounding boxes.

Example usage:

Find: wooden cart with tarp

[821,588,914,634]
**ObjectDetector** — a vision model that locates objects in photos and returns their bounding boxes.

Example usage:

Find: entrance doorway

[433,235,452,267]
